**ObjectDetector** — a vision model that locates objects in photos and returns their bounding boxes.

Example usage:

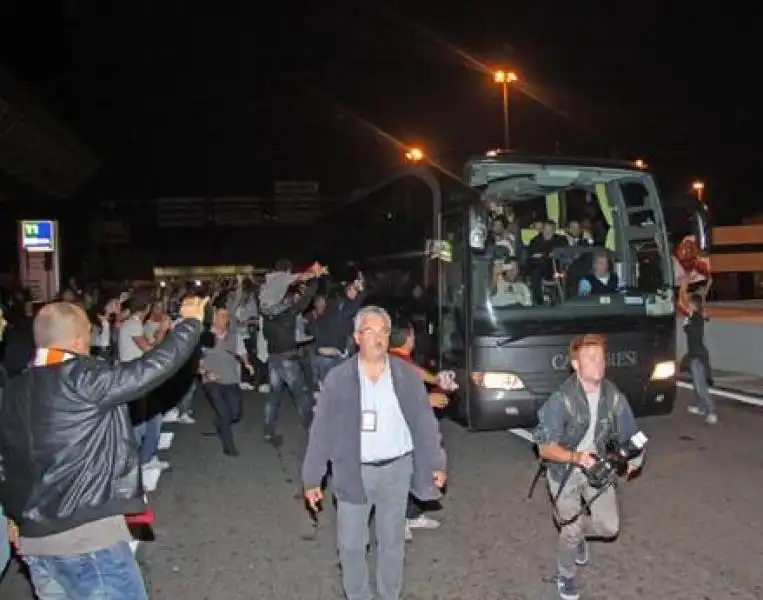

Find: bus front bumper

[467,378,677,432]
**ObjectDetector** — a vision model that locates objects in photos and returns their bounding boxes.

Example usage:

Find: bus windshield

[468,163,674,333]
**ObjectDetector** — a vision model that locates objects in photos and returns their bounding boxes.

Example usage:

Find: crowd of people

[0,248,714,600]
[0,258,452,598]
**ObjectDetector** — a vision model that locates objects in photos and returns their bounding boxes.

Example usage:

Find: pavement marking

[509,428,534,443]
[676,380,763,407]
[158,431,174,451]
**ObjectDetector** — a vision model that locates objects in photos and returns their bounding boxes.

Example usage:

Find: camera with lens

[582,431,649,489]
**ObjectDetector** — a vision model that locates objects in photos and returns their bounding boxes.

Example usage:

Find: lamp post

[405,147,424,163]
[692,180,705,203]
[493,70,518,150]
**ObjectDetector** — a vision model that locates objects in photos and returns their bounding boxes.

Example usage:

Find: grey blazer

[302,355,445,504]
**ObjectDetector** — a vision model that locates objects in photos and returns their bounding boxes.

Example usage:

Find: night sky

[0,1,757,223]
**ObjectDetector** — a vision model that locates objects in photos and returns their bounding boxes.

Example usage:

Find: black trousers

[204,382,242,452]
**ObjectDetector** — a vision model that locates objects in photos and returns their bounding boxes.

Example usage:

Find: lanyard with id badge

[361,409,377,432]
[361,375,379,433]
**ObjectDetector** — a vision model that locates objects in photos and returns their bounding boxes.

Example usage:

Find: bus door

[438,209,467,372]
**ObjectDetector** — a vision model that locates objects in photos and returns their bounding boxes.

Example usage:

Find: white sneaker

[163,408,180,423]
[706,413,718,425]
[144,456,170,471]
[178,413,196,425]
[406,514,441,530]
[687,405,703,416]
[239,382,254,391]
[258,384,271,393]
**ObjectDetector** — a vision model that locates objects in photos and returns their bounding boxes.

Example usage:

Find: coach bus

[322,152,711,431]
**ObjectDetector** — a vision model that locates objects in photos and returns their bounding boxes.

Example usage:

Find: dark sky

[0,0,757,222]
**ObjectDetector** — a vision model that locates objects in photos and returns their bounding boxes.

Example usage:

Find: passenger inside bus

[490,259,532,307]
[482,188,614,307]
[577,250,620,296]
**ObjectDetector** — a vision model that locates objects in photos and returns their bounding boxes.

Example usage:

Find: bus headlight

[650,360,675,380]
[471,371,526,391]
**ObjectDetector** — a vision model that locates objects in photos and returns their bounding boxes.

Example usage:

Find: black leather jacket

[0,319,202,538]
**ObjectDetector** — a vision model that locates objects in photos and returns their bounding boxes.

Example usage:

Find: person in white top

[118,291,172,472]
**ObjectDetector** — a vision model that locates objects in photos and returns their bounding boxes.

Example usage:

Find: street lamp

[405,147,424,163]
[692,180,705,202]
[493,70,518,150]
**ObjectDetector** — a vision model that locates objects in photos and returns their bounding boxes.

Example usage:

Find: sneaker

[687,405,704,416]
[144,456,170,471]
[706,413,718,425]
[556,575,580,600]
[407,514,441,530]
[163,408,180,423]
[258,384,271,393]
[239,382,254,391]
[404,523,413,542]
[178,413,196,425]
[574,539,589,566]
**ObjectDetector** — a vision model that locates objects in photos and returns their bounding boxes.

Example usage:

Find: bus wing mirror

[469,206,487,250]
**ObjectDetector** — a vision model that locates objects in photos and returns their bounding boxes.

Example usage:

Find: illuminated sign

[21,220,55,252]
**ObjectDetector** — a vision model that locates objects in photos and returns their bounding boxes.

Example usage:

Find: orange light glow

[405,147,424,162]
[493,70,518,84]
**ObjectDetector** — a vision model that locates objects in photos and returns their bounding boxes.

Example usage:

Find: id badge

[361,410,377,432]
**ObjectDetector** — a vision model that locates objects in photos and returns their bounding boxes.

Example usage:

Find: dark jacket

[532,375,641,482]
[262,280,318,356]
[0,319,202,538]
[311,290,366,352]
[302,355,445,504]
[2,316,34,377]
[582,272,619,294]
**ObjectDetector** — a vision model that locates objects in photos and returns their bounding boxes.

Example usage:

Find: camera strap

[550,464,613,528]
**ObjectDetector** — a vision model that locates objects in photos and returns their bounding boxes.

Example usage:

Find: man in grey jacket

[303,305,446,600]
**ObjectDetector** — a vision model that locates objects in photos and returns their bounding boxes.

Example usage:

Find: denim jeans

[177,379,197,416]
[23,541,148,600]
[264,355,313,436]
[690,358,716,415]
[133,413,162,465]
[310,354,343,389]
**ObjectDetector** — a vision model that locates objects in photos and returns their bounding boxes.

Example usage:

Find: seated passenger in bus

[578,251,620,296]
[527,220,570,304]
[565,220,594,247]
[491,260,532,307]
[488,213,521,262]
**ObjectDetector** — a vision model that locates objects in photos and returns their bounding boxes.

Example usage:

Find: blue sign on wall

[21,220,55,252]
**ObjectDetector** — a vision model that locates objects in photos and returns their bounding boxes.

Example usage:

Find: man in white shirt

[118,291,171,472]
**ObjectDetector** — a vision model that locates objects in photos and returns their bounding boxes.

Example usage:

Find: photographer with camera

[533,334,646,600]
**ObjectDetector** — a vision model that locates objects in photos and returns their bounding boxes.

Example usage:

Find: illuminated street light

[493,70,519,150]
[405,147,424,162]
[692,180,705,202]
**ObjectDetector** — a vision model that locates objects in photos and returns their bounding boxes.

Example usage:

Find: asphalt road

[2,387,761,600]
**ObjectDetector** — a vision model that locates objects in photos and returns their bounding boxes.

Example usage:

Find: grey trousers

[548,469,619,578]
[336,454,413,600]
